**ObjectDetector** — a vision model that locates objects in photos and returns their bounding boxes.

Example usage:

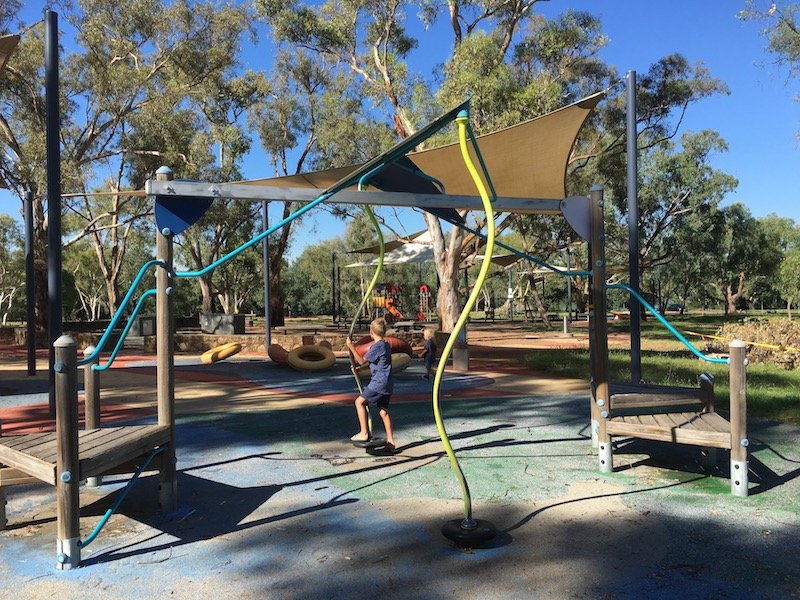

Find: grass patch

[521,347,800,426]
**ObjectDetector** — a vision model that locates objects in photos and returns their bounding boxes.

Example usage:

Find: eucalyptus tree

[747,215,799,309]
[0,214,22,324]
[740,2,800,130]
[62,243,107,320]
[257,0,607,330]
[620,130,737,309]
[778,248,800,317]
[0,0,252,326]
[258,1,734,331]
[705,202,777,315]
[249,50,332,325]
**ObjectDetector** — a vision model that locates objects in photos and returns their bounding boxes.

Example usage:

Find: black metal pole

[331,251,336,323]
[627,70,642,384]
[24,190,36,376]
[262,200,271,349]
[565,249,572,318]
[45,10,62,416]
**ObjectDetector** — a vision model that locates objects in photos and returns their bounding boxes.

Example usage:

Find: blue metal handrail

[93,289,157,371]
[78,260,165,366]
[606,282,729,364]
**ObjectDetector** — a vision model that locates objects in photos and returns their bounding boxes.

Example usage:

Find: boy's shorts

[363,388,391,410]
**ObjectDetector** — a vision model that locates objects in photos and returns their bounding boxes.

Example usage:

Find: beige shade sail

[239,92,604,200]
[0,34,19,77]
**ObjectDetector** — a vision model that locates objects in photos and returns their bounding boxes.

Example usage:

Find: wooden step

[606,410,732,449]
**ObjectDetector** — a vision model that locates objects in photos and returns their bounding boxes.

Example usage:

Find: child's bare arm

[346,338,366,365]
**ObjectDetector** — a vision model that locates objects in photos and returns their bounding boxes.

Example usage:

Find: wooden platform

[604,378,734,450]
[0,425,171,486]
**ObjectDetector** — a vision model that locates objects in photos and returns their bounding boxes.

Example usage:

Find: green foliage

[1,0,254,326]
[740,2,800,75]
[0,214,23,322]
[0,1,20,31]
[778,248,800,312]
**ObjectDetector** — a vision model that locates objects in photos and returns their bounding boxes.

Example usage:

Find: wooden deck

[0,425,171,486]
[605,378,734,451]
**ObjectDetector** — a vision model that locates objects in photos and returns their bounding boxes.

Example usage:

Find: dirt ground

[0,324,798,599]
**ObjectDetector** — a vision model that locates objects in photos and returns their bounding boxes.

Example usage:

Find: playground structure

[418,284,434,321]
[371,283,404,322]
[0,88,753,568]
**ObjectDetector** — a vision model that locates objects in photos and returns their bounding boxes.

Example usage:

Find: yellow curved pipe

[432,112,496,521]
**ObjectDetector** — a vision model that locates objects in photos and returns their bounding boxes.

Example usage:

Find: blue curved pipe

[606,283,728,364]
[175,191,334,278]
[80,446,165,549]
[93,289,157,371]
[78,260,165,365]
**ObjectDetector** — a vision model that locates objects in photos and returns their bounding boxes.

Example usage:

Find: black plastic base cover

[441,518,497,547]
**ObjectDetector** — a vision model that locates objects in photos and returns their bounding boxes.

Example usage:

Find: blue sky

[2,1,798,260]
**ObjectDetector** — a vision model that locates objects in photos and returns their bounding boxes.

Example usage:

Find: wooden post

[729,339,748,496]
[83,346,101,487]
[54,335,80,570]
[156,166,177,513]
[587,186,612,472]
[698,373,718,469]
[0,421,5,531]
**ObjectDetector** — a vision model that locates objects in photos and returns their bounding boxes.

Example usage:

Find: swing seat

[352,437,387,449]
[367,442,398,456]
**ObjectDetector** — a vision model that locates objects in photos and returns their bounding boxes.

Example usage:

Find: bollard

[55,335,80,569]
[83,346,102,488]
[729,340,748,497]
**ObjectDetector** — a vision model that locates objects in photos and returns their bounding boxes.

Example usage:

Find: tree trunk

[527,276,552,329]
[34,194,48,334]
[426,212,464,331]
[726,272,746,315]
[199,275,214,314]
[269,266,285,327]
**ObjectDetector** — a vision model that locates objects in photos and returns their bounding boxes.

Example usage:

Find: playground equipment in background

[200,342,242,364]
[356,352,412,378]
[371,283,403,322]
[418,284,434,321]
[267,342,336,372]
[267,343,289,365]
[353,334,414,357]
[352,334,414,378]
[286,345,337,372]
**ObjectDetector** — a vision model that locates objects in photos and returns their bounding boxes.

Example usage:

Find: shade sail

[0,35,19,77]
[346,230,523,268]
[240,92,604,201]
